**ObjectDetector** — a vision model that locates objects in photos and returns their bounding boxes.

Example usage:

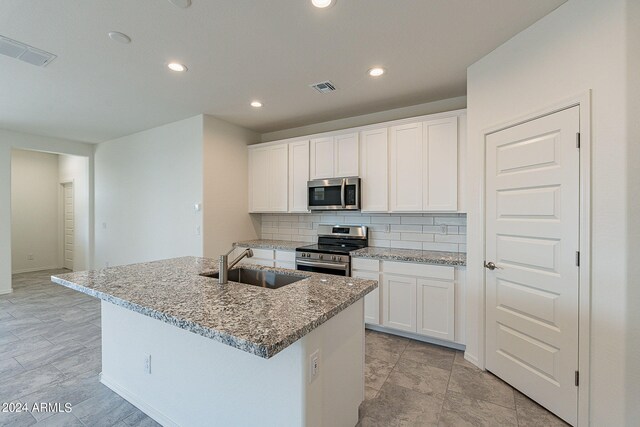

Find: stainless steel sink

[203,268,308,289]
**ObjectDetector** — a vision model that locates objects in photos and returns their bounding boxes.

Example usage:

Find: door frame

[470,91,592,426]
[59,178,74,270]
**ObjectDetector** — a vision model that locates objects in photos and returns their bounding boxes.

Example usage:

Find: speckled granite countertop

[234,239,307,251]
[51,257,376,359]
[350,247,466,266]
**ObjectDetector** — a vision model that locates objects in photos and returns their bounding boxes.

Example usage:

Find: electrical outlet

[102,222,107,230]
[27,254,34,261]
[309,350,320,383]
[440,225,448,235]
[105,261,110,268]
[195,225,201,236]
[144,354,151,374]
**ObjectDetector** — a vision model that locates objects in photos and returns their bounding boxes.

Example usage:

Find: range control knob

[319,254,324,260]
[332,256,337,261]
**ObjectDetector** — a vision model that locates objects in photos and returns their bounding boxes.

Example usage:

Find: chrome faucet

[218,247,253,284]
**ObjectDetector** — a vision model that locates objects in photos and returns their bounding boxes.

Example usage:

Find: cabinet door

[352,270,380,325]
[310,137,335,179]
[423,117,458,211]
[288,140,310,212]
[389,122,423,212]
[360,128,388,212]
[416,278,455,341]
[249,147,271,212]
[382,274,417,332]
[269,145,289,212]
[335,133,359,177]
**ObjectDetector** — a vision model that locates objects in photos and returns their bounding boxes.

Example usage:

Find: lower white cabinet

[351,270,380,325]
[417,278,455,340]
[382,274,417,332]
[353,257,457,343]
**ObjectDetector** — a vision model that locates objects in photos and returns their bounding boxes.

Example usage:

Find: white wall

[59,155,90,271]
[0,129,94,294]
[202,115,259,257]
[465,0,632,424]
[11,150,60,273]
[261,96,466,143]
[94,116,204,267]
[626,0,640,420]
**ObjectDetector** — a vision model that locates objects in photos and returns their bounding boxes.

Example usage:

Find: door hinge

[575,251,580,267]
[575,371,579,386]
[576,132,581,149]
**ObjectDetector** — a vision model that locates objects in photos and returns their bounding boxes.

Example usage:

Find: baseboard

[100,373,180,427]
[463,353,481,369]
[0,288,12,295]
[365,324,465,351]
[12,265,61,274]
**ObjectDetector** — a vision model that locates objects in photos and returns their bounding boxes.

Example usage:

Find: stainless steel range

[295,224,368,276]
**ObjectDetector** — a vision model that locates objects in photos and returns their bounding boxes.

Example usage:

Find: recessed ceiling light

[312,0,334,8]
[167,62,187,72]
[108,31,131,44]
[250,101,263,108]
[368,67,385,77]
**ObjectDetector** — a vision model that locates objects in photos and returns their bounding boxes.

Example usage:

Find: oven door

[295,259,349,276]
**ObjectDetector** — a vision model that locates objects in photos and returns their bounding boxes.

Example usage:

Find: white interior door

[485,106,580,425]
[63,182,74,270]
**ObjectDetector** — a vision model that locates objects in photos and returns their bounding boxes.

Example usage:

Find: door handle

[340,178,346,208]
[484,261,498,270]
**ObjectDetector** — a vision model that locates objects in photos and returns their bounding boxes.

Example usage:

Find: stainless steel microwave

[307,177,361,211]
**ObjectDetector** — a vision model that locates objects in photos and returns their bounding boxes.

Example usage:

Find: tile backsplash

[257,213,466,253]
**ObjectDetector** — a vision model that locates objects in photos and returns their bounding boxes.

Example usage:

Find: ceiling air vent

[310,81,337,94]
[0,35,56,67]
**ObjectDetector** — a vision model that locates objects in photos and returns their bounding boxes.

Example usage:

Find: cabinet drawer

[382,260,454,281]
[275,250,296,263]
[352,258,380,272]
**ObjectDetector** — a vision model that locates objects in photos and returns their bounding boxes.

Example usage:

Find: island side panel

[302,298,365,427]
[100,301,306,427]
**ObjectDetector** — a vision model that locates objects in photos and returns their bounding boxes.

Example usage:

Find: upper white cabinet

[389,122,424,212]
[288,140,310,213]
[248,110,464,214]
[389,117,458,212]
[423,118,458,211]
[359,128,388,212]
[249,144,288,213]
[310,133,359,179]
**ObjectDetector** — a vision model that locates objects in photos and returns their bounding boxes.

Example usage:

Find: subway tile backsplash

[255,212,466,253]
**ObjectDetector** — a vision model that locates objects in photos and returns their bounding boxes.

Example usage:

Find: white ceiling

[0,0,565,143]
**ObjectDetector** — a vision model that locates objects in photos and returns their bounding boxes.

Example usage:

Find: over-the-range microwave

[307,177,361,211]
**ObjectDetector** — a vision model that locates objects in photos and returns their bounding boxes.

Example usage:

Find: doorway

[484,106,580,425]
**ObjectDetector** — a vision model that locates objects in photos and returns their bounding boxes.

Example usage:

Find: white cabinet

[389,122,423,211]
[288,140,310,213]
[423,117,458,211]
[359,128,388,212]
[310,133,359,179]
[352,269,380,325]
[417,278,455,340]
[356,257,458,343]
[249,144,288,213]
[382,274,417,332]
[389,117,458,212]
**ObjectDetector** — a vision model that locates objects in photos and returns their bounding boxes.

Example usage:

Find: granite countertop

[51,257,377,359]
[350,247,466,266]
[234,239,308,251]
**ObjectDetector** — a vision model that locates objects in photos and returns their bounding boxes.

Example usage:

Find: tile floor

[0,269,568,426]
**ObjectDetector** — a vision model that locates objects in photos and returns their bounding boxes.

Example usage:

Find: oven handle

[296,260,349,271]
[340,178,346,208]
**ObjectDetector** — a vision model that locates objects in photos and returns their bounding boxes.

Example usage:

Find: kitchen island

[51,257,377,427]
